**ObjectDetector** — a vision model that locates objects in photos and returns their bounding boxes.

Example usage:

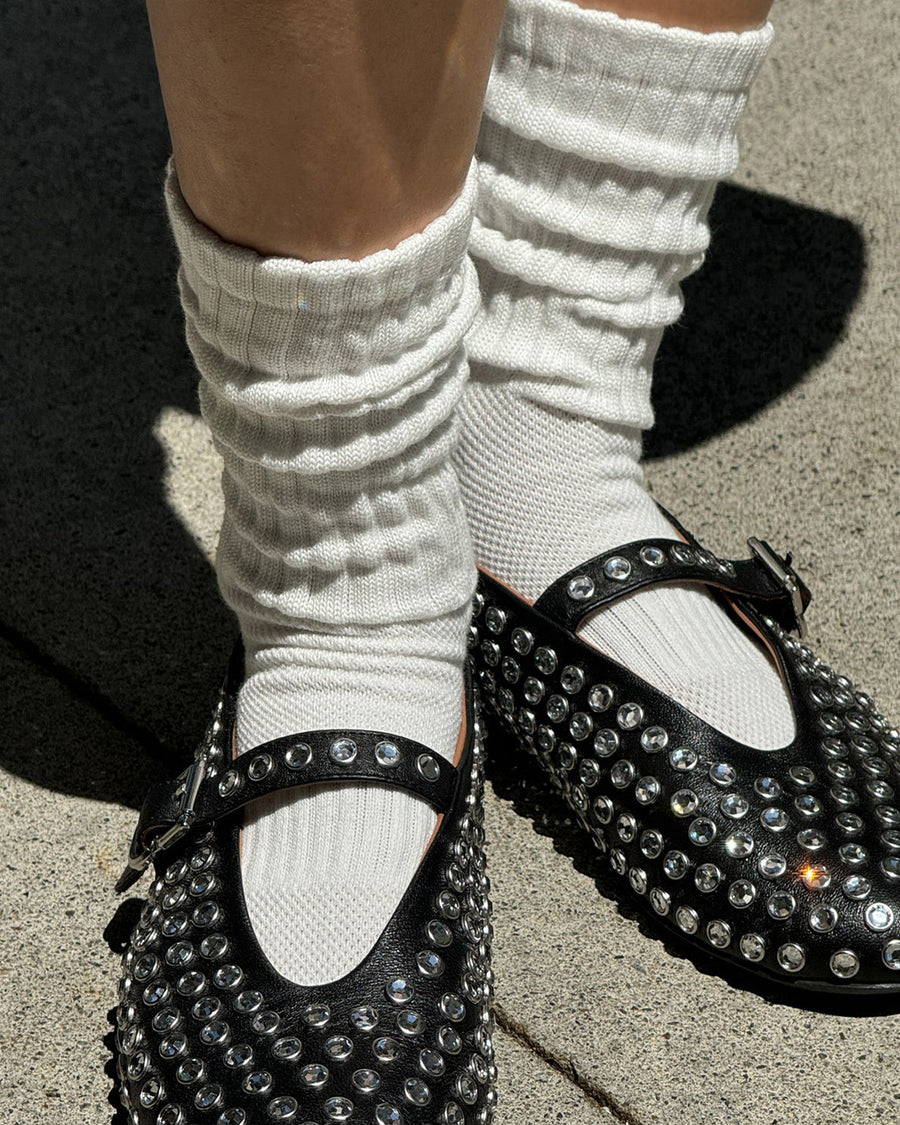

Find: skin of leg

[567,0,774,32]
[146,0,508,260]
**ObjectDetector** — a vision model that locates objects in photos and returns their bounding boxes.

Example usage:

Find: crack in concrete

[495,1002,644,1125]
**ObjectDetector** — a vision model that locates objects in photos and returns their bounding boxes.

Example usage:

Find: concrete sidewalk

[1,1,898,1123]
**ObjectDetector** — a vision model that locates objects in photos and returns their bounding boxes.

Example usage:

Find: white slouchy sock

[166,165,480,983]
[456,0,794,749]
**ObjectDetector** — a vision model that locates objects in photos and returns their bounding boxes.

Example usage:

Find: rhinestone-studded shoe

[471,524,900,994]
[113,646,496,1125]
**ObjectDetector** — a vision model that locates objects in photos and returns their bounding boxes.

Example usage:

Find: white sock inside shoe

[166,165,480,983]
[456,0,794,751]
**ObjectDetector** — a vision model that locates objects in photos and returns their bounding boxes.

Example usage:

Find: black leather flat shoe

[471,522,900,994]
[114,647,496,1125]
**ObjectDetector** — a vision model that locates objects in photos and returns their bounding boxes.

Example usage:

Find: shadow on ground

[649,183,865,459]
[0,0,865,811]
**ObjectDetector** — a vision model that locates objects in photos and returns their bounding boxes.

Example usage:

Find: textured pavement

[1,1,898,1123]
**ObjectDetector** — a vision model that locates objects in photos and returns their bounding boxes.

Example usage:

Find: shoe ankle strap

[532,535,810,636]
[116,726,463,894]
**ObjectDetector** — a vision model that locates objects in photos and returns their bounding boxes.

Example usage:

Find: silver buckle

[118,758,207,890]
[747,537,807,638]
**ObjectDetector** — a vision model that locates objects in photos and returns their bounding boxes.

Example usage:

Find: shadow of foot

[648,182,865,459]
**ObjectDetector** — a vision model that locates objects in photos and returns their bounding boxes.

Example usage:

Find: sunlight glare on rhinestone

[724,832,754,858]
[802,865,831,890]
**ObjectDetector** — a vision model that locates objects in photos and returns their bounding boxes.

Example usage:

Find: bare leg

[569,0,773,32]
[146,0,507,260]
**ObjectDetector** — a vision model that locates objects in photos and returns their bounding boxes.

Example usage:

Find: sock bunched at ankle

[166,165,480,983]
[456,0,795,750]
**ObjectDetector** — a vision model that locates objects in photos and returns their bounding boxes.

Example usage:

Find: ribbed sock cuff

[487,0,774,177]
[166,161,480,630]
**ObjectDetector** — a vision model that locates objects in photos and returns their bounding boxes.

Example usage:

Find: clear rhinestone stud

[739,933,766,962]
[567,575,595,601]
[603,556,632,581]
[330,739,358,765]
[375,741,401,768]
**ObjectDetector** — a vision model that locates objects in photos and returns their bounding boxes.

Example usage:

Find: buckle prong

[115,758,207,893]
[748,537,807,638]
